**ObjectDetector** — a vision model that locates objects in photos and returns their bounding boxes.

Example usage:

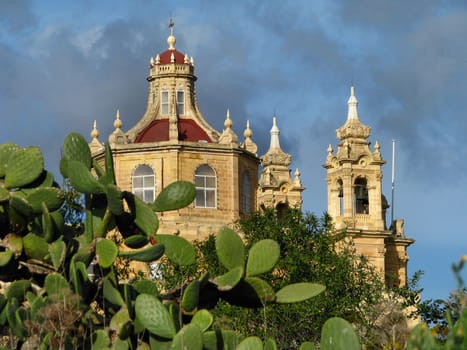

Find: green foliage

[0,133,327,349]
[135,293,177,339]
[405,257,467,349]
[2,132,462,349]
[216,227,245,269]
[196,208,384,347]
[275,282,326,303]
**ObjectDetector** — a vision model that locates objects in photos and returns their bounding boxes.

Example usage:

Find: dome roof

[135,118,212,143]
[157,49,187,65]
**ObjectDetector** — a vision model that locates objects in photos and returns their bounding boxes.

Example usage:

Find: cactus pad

[275,282,325,303]
[202,330,243,350]
[135,293,176,339]
[106,184,124,215]
[124,192,159,236]
[245,276,275,303]
[9,192,33,218]
[214,265,243,291]
[0,250,13,267]
[246,239,280,277]
[124,235,149,249]
[0,187,9,202]
[0,142,19,177]
[5,146,44,189]
[6,280,31,300]
[153,181,196,212]
[172,324,203,350]
[118,243,165,262]
[61,132,92,170]
[44,273,71,296]
[66,160,105,194]
[156,234,196,266]
[320,317,361,350]
[181,279,200,313]
[110,306,132,340]
[191,309,213,333]
[96,238,118,268]
[216,227,245,270]
[133,279,159,296]
[22,233,49,260]
[236,336,263,350]
[27,187,64,214]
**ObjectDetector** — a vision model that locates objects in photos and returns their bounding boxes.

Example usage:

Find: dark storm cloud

[0,0,37,32]
[1,0,466,300]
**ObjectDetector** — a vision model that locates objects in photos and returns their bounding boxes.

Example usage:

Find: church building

[89,25,303,242]
[89,25,413,287]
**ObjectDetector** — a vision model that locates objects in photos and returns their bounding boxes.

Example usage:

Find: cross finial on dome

[167,18,176,50]
[169,18,174,35]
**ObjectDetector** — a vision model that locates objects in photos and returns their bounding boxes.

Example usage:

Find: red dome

[158,49,186,65]
[135,119,212,143]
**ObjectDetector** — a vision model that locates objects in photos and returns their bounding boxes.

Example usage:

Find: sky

[1,0,466,302]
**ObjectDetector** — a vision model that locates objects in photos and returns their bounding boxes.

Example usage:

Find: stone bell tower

[323,86,414,287]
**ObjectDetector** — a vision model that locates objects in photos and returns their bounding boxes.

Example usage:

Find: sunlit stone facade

[324,86,414,287]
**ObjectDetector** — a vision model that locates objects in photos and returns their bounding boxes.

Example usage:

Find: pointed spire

[89,120,104,153]
[91,120,99,140]
[184,54,189,64]
[109,110,127,145]
[261,115,291,167]
[243,120,252,139]
[170,52,175,63]
[373,140,382,160]
[347,85,359,121]
[242,120,258,155]
[113,110,123,131]
[150,56,155,67]
[336,84,371,141]
[269,116,281,150]
[190,56,194,66]
[156,54,160,64]
[294,168,303,187]
[224,109,232,129]
[218,109,238,144]
[326,144,333,162]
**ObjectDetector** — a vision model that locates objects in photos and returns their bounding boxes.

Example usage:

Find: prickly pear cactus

[0,132,330,349]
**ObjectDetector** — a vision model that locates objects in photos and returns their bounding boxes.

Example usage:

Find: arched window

[132,165,155,203]
[354,177,369,214]
[337,179,344,216]
[195,164,216,208]
[241,171,251,214]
